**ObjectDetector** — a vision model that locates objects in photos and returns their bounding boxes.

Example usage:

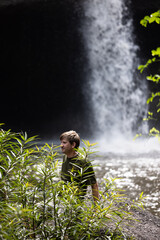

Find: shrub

[0,125,143,239]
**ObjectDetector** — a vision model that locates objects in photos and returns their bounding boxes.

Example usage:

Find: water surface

[94,151,160,217]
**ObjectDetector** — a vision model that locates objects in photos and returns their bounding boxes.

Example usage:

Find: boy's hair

[60,130,80,148]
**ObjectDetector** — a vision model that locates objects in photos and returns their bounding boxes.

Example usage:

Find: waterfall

[82,0,148,145]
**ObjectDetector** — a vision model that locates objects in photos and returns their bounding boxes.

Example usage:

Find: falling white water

[82,0,148,149]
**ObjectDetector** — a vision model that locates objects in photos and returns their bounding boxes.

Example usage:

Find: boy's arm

[91,182,99,202]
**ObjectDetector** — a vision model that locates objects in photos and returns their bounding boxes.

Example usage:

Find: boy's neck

[66,151,77,159]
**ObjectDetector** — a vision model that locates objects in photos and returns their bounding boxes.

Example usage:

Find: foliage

[140,10,160,27]
[138,10,160,133]
[0,126,144,239]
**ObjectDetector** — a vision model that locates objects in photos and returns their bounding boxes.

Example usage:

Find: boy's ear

[72,142,76,149]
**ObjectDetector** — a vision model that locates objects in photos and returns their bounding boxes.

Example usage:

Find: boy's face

[60,138,75,155]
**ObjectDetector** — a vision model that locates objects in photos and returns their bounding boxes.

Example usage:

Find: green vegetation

[140,10,160,27]
[0,125,144,239]
[138,10,160,138]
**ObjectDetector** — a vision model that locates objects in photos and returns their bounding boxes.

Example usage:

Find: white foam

[91,135,160,154]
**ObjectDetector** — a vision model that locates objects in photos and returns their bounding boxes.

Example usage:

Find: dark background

[130,0,160,130]
[1,0,160,140]
[0,0,89,140]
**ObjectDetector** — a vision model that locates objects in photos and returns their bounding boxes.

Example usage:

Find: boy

[60,130,99,202]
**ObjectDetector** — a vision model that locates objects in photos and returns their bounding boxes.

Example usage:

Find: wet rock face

[131,0,160,12]
[0,0,89,138]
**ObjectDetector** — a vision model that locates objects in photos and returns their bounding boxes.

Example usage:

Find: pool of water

[94,151,160,217]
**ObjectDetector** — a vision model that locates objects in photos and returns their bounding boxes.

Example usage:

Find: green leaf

[140,19,147,27]
[147,92,160,104]
[138,64,145,73]
[0,166,6,172]
[15,137,22,146]
[147,74,160,83]
[139,192,144,199]
[156,18,160,24]
[149,127,159,134]
[148,112,153,116]
[149,16,156,23]
[144,15,150,21]
[152,47,160,57]
[133,134,142,140]
[151,11,160,17]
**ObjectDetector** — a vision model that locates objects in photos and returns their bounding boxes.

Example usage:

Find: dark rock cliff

[0,0,88,138]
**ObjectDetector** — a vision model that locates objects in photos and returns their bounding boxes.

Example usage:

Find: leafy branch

[140,10,160,27]
[138,10,160,135]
